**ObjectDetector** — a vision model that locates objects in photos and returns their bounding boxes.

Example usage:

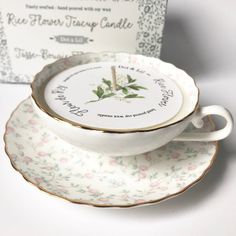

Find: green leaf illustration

[97,86,104,98]
[102,93,115,98]
[128,84,147,91]
[87,74,147,104]
[128,85,139,90]
[122,87,128,94]
[127,75,136,83]
[102,78,112,89]
[124,94,139,98]
[125,94,145,99]
[136,85,147,90]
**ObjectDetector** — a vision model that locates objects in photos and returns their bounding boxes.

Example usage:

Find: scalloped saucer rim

[3,98,219,208]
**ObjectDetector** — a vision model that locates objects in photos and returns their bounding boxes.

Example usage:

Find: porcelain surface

[31,53,232,157]
[31,52,201,156]
[4,98,218,208]
[43,62,184,131]
[32,52,199,131]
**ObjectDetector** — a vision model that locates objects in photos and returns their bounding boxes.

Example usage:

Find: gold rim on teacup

[31,52,200,133]
[31,52,233,157]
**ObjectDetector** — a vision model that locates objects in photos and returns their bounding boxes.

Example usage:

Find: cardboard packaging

[0,0,168,83]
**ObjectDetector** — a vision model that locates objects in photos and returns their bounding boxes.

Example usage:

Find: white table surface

[1,0,236,235]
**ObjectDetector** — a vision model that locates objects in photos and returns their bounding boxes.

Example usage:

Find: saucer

[4,98,218,208]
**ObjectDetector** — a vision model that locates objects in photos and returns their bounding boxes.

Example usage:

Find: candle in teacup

[43,61,183,132]
[31,52,233,156]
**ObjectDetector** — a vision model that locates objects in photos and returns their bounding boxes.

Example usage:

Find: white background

[0,0,236,235]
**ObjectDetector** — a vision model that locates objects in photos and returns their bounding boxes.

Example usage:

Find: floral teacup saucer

[4,98,218,208]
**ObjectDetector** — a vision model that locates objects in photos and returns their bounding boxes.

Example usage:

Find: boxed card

[0,0,168,83]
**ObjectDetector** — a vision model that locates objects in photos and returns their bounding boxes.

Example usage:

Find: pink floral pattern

[4,98,218,207]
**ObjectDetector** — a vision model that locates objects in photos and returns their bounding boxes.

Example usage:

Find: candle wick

[111,66,117,91]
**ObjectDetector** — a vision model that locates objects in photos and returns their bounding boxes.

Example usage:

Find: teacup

[31,52,233,156]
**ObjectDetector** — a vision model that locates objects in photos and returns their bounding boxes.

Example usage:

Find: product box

[0,0,167,83]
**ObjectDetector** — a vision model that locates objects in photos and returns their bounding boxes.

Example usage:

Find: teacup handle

[174,105,233,142]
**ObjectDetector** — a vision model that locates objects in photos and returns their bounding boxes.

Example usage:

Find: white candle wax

[44,62,183,131]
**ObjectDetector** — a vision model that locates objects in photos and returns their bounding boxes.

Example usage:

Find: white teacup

[31,52,233,156]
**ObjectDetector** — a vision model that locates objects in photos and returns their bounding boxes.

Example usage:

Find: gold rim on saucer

[4,98,217,208]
